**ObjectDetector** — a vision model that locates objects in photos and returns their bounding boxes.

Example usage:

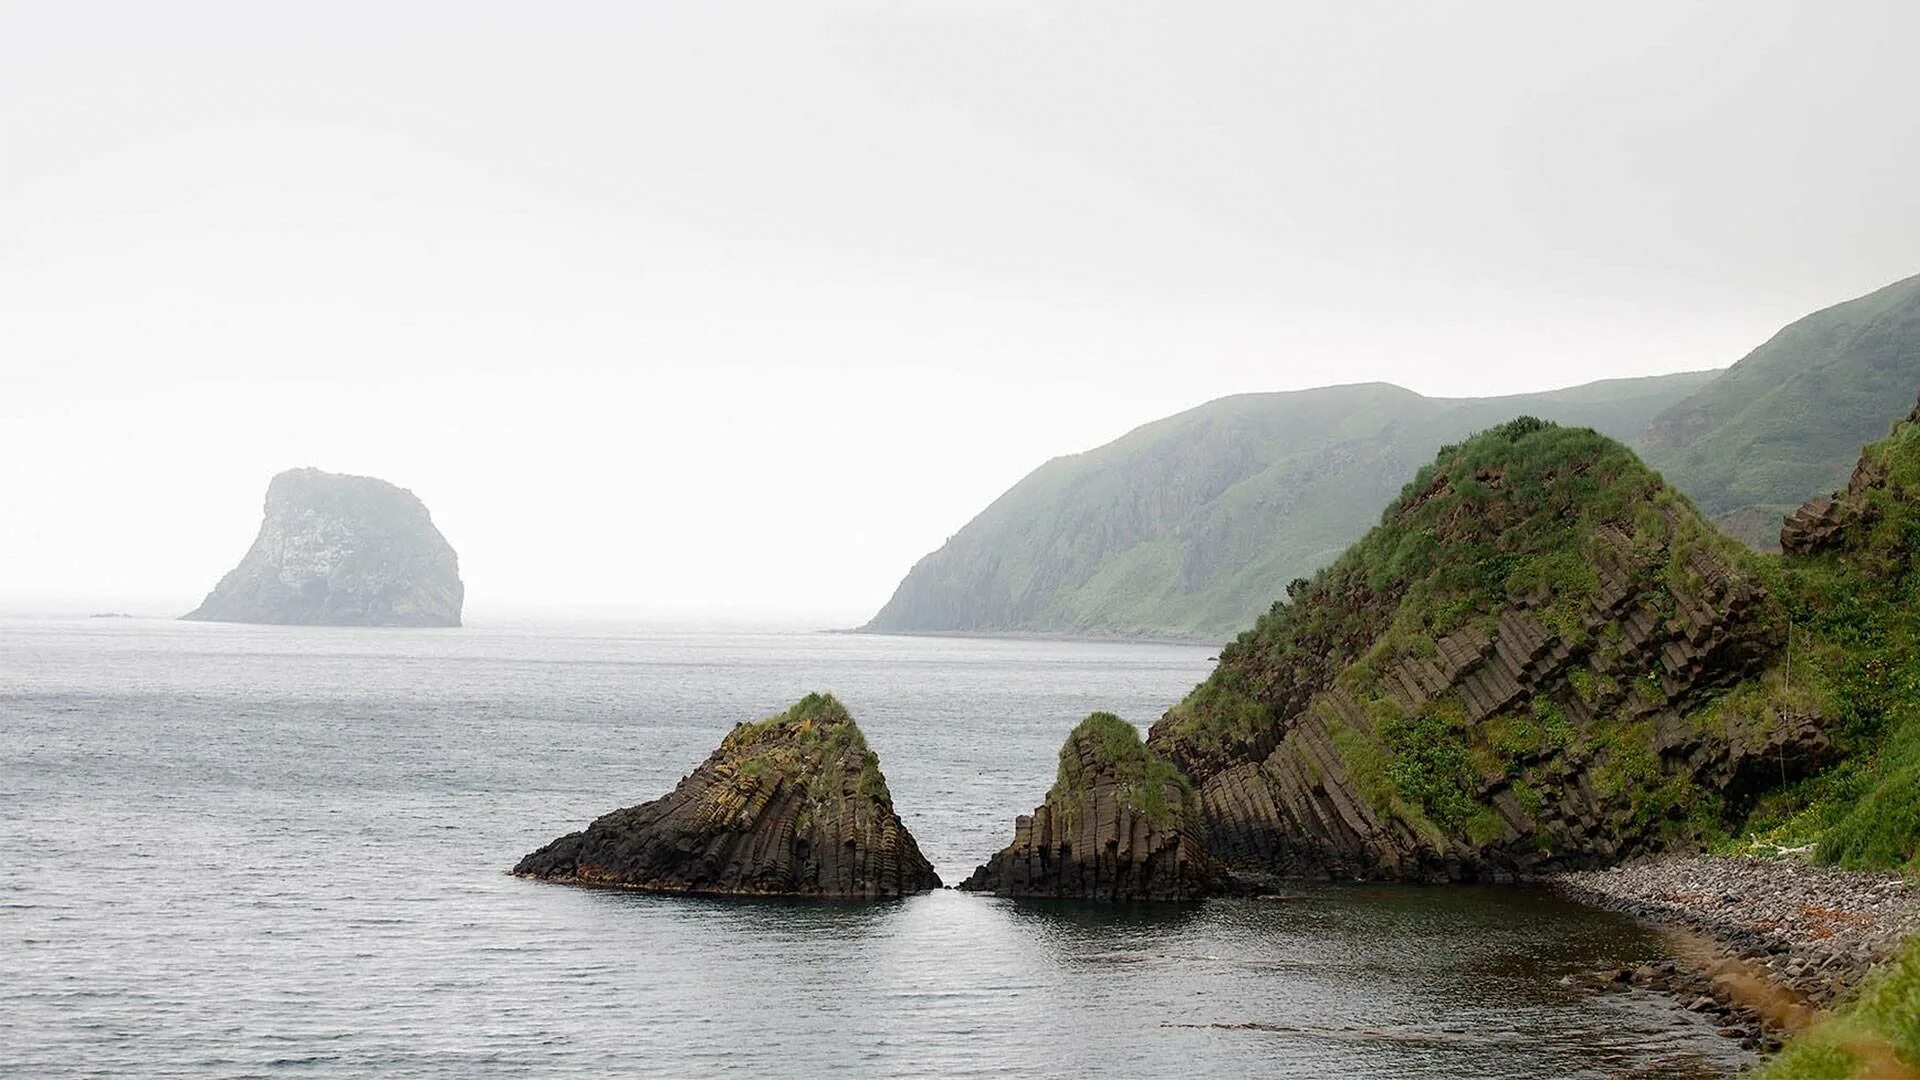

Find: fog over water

[5,2,1920,619]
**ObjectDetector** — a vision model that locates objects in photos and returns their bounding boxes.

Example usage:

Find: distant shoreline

[828,626,1221,648]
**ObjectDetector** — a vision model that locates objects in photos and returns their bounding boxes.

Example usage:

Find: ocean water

[0,618,1752,1078]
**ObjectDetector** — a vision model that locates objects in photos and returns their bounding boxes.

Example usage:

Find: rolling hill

[1637,272,1920,548]
[862,373,1716,640]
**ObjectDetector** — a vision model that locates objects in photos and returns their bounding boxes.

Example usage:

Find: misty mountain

[861,372,1716,641]
[1637,272,1920,548]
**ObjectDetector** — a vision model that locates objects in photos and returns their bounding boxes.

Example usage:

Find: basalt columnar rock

[514,694,941,898]
[184,468,463,627]
[1147,418,1824,883]
[961,713,1227,900]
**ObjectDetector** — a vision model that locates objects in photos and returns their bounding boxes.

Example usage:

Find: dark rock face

[184,468,462,627]
[514,694,941,899]
[961,714,1227,900]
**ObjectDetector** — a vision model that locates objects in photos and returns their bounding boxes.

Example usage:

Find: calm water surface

[1,618,1751,1077]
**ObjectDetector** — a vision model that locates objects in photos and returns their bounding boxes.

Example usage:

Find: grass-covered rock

[1147,419,1806,881]
[514,693,941,898]
[961,713,1226,900]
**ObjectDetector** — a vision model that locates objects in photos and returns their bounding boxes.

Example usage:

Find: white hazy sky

[4,1,1917,622]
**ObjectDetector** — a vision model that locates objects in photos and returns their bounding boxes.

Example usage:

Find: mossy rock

[1148,420,1808,881]
[514,693,941,898]
[961,713,1226,900]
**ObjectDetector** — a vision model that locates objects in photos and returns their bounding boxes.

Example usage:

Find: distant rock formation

[961,713,1227,900]
[514,694,942,899]
[183,468,463,627]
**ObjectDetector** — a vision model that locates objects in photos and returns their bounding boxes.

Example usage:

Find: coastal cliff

[514,694,941,899]
[184,468,463,627]
[1147,418,1821,882]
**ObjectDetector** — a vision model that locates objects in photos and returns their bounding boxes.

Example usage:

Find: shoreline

[1550,853,1919,1054]
[829,626,1224,647]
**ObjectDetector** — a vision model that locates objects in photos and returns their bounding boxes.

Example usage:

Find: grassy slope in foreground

[1638,271,1920,549]
[865,372,1715,641]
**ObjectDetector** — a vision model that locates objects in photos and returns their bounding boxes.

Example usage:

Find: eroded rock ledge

[961,713,1227,900]
[513,694,940,899]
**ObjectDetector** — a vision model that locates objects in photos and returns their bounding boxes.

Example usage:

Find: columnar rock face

[184,468,463,627]
[514,694,942,899]
[961,713,1227,900]
[1149,419,1822,883]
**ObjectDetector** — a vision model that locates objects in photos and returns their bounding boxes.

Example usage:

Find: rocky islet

[184,467,464,627]
[514,694,941,899]
[961,712,1228,900]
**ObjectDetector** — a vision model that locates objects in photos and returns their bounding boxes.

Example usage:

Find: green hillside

[863,373,1717,640]
[1142,406,1920,882]
[1146,419,1794,877]
[1637,272,1920,548]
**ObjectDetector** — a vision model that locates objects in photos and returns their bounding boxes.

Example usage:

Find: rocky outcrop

[961,713,1227,900]
[184,468,463,627]
[514,694,941,899]
[1149,420,1824,883]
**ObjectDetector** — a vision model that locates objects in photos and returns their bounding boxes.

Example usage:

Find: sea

[0,617,1754,1078]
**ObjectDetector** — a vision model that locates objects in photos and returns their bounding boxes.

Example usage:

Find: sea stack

[514,694,942,898]
[961,713,1227,900]
[184,468,463,627]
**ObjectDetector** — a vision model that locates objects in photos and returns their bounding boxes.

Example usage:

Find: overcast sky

[3,1,1917,622]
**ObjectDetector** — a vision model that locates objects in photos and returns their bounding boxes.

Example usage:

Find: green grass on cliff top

[1049,712,1194,828]
[723,692,890,806]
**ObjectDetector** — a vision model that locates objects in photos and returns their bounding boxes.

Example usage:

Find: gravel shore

[1551,853,1920,1052]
